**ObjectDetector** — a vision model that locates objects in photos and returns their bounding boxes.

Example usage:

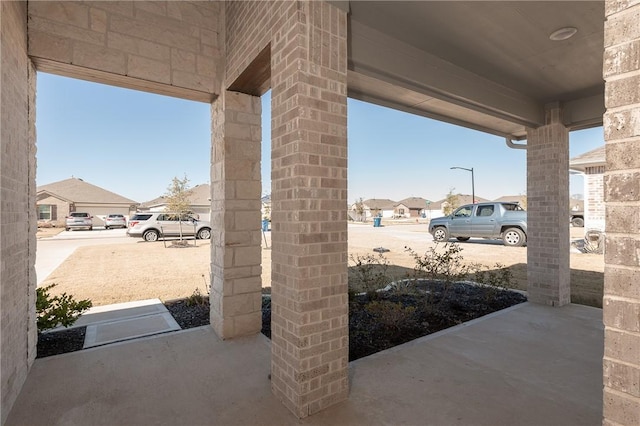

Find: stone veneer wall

[602,1,640,424]
[210,90,263,339]
[0,1,36,423]
[28,1,222,101]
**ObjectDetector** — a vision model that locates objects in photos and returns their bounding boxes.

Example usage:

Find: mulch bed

[36,282,526,361]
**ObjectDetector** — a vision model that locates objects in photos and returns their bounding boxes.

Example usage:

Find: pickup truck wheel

[503,228,525,247]
[433,227,449,242]
[571,217,584,227]
[143,230,159,242]
[456,237,470,242]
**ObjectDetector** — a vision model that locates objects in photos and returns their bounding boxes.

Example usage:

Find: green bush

[36,284,92,332]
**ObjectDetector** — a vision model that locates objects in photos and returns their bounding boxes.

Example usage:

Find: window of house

[38,205,56,220]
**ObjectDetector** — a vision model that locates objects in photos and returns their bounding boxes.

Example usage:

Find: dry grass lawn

[43,223,604,308]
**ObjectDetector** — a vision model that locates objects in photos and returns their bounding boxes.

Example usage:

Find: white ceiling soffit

[346,1,605,139]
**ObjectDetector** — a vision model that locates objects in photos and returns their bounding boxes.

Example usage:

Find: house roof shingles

[140,183,211,208]
[37,178,137,204]
[569,145,605,171]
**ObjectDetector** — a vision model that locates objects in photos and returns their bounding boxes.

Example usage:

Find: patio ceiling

[342,1,605,140]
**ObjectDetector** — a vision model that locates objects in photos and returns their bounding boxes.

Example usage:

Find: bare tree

[165,174,193,241]
[354,197,365,222]
[442,188,459,216]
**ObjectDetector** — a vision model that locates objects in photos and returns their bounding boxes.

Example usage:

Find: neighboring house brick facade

[36,177,138,227]
[570,146,605,231]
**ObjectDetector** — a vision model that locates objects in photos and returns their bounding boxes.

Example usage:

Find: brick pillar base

[526,104,570,306]
[210,90,263,339]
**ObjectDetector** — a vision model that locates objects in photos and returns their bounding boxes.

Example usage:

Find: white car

[127,212,211,242]
[65,212,93,231]
[104,214,127,229]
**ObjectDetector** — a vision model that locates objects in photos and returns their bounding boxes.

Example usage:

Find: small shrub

[471,263,515,301]
[348,253,392,299]
[36,284,92,332]
[405,243,470,284]
[365,300,417,332]
[185,287,209,307]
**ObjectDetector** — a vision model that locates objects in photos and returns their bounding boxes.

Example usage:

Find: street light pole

[450,166,475,204]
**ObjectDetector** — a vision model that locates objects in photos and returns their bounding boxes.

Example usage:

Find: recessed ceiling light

[549,27,578,41]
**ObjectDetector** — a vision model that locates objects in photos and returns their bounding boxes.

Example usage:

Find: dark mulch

[37,327,86,358]
[36,282,526,361]
[164,299,210,329]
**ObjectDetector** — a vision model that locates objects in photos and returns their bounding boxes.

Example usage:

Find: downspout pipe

[506,138,527,150]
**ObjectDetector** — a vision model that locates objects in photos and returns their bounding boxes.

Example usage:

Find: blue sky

[36,73,604,203]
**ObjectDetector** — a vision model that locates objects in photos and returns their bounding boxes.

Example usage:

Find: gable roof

[363,198,396,210]
[570,146,605,172]
[493,195,527,204]
[428,194,490,210]
[397,197,431,209]
[37,178,137,204]
[140,184,211,208]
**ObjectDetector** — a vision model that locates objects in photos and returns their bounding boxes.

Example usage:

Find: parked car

[127,212,212,242]
[104,214,127,229]
[65,212,93,231]
[429,202,527,247]
[570,210,584,227]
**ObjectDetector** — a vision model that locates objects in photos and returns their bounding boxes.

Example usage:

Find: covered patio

[6,302,603,425]
[1,1,637,424]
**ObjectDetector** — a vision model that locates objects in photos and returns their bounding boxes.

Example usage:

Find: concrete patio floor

[6,302,603,426]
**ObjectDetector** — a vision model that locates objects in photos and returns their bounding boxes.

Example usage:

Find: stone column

[602,1,640,424]
[210,90,263,339]
[526,104,570,306]
[1,1,33,423]
[269,1,349,418]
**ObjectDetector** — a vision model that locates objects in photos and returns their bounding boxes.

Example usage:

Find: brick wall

[269,1,349,418]
[0,1,35,423]
[603,1,640,424]
[526,105,571,306]
[585,168,605,231]
[28,1,223,101]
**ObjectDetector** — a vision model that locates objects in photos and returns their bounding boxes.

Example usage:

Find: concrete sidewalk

[75,299,181,348]
[7,302,603,425]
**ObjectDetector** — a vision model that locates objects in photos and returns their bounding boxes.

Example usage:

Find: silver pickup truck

[429,202,527,246]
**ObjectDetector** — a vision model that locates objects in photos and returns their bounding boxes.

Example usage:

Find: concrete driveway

[36,228,137,285]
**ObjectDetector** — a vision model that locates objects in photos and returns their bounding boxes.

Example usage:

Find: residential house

[139,184,212,221]
[36,177,138,227]
[396,197,430,218]
[570,146,605,231]
[361,198,396,219]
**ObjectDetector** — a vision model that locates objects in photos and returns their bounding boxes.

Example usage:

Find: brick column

[210,90,263,339]
[269,1,349,418]
[585,167,605,231]
[526,104,570,306]
[603,1,640,424]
